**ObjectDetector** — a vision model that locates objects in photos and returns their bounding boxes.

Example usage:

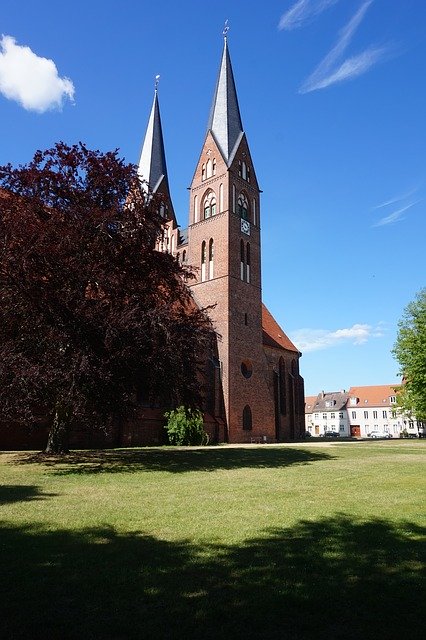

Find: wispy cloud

[290,322,385,353]
[299,0,388,93]
[0,35,75,112]
[372,187,419,210]
[372,201,421,228]
[278,0,339,31]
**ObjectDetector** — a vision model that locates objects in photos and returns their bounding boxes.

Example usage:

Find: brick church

[135,35,305,444]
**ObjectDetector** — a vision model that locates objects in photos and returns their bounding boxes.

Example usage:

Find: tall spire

[138,79,169,193]
[207,35,244,164]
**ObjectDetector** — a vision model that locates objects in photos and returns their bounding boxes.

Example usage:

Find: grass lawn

[0,440,424,639]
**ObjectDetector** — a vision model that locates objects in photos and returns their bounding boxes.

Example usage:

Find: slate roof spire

[138,79,170,194]
[207,35,244,164]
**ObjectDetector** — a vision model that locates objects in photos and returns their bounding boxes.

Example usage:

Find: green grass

[0,440,424,639]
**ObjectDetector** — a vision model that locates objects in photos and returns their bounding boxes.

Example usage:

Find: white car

[368,431,392,439]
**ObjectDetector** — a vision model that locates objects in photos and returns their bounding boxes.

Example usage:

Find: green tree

[392,288,426,420]
[164,406,208,446]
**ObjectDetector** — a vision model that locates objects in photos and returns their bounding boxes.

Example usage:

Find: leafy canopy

[392,288,426,420]
[0,142,213,449]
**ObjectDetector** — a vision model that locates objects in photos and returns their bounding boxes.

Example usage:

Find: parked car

[368,431,392,439]
[304,431,312,438]
[321,431,340,438]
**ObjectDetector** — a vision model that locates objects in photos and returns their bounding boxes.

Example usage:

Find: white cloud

[290,322,385,353]
[299,0,388,93]
[278,0,339,31]
[372,201,421,228]
[0,35,75,112]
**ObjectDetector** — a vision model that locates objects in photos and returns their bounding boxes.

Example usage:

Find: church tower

[186,36,279,442]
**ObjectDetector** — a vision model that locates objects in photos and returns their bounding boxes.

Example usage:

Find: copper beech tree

[0,143,213,453]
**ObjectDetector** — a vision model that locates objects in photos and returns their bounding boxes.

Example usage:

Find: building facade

[137,37,305,443]
[305,385,424,438]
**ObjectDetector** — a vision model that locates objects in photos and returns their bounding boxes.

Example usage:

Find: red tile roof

[262,304,299,353]
[347,385,400,407]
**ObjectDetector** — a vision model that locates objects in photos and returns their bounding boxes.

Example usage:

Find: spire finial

[222,19,229,40]
[154,74,160,92]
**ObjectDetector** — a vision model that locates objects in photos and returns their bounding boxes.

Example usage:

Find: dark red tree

[0,143,213,453]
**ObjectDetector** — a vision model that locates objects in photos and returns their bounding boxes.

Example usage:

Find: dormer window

[390,396,397,404]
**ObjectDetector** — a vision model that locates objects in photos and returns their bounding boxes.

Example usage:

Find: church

[134,35,305,444]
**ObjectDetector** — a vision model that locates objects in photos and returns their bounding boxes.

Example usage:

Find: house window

[339,412,343,419]
[352,411,356,419]
[315,413,319,419]
[242,405,252,430]
[330,413,335,419]
[373,411,378,419]
[323,413,327,420]
[390,396,396,404]
[383,410,387,418]
[364,411,368,419]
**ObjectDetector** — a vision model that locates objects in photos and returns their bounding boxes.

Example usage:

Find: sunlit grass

[1,440,424,639]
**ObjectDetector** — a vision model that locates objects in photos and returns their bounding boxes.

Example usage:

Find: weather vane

[223,19,229,38]
[155,74,160,91]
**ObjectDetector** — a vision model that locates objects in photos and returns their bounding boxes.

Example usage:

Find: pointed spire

[138,79,169,193]
[207,35,244,163]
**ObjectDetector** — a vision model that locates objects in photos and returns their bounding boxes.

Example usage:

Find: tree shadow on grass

[0,485,58,505]
[14,446,336,475]
[1,515,424,640]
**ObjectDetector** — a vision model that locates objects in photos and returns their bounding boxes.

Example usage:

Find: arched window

[206,159,212,178]
[240,240,245,281]
[212,158,216,175]
[194,195,198,223]
[243,405,252,431]
[232,184,236,213]
[238,193,249,221]
[209,238,214,279]
[279,357,287,415]
[203,191,216,219]
[201,164,206,181]
[219,183,223,212]
[252,199,256,226]
[242,161,247,181]
[246,243,250,283]
[201,241,206,282]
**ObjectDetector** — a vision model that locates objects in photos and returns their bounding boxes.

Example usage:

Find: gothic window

[209,238,214,280]
[252,198,256,226]
[219,183,223,212]
[246,243,250,283]
[203,191,217,219]
[206,159,213,178]
[238,193,249,221]
[202,163,206,181]
[194,195,198,223]
[232,184,236,213]
[279,358,287,415]
[201,241,206,282]
[240,239,245,281]
[212,158,216,175]
[242,405,252,430]
[242,161,247,180]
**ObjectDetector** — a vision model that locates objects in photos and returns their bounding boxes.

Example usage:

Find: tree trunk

[45,405,70,454]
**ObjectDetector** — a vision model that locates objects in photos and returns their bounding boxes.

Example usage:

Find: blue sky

[1,0,425,395]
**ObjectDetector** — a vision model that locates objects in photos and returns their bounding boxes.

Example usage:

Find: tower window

[241,360,253,379]
[201,241,206,282]
[203,191,217,219]
[202,164,206,181]
[242,405,252,430]
[240,239,245,281]
[206,159,213,178]
[209,238,214,280]
[246,243,250,283]
[212,158,216,175]
[238,193,249,221]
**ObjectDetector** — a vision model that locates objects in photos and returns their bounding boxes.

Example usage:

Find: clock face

[241,219,250,235]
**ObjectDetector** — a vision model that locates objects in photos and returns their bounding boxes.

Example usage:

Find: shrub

[164,406,208,446]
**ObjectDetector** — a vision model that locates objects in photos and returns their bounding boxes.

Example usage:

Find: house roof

[347,385,399,407]
[207,37,244,164]
[305,396,317,414]
[262,304,300,353]
[309,391,350,412]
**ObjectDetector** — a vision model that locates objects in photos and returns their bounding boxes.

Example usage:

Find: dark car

[321,431,340,438]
